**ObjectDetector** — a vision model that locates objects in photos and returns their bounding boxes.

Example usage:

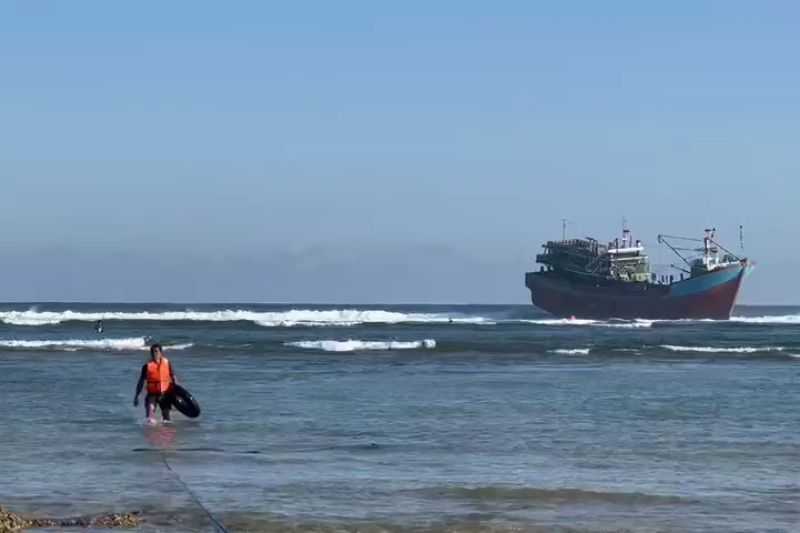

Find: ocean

[0,303,798,532]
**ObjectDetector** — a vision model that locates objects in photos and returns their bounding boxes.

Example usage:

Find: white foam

[523,315,800,327]
[730,314,800,324]
[168,343,194,351]
[597,320,654,329]
[285,339,437,352]
[660,345,785,354]
[9,307,796,328]
[0,309,489,327]
[550,348,591,355]
[519,318,598,326]
[0,337,193,351]
[517,318,653,328]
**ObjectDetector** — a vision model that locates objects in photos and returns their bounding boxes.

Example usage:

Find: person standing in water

[134,343,178,422]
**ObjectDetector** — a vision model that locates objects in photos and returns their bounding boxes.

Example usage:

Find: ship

[524,227,751,319]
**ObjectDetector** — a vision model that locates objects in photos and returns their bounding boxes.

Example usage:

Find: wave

[518,318,597,326]
[424,485,689,505]
[285,339,436,352]
[600,320,654,329]
[508,315,800,328]
[550,348,591,355]
[660,345,785,354]
[0,309,657,328]
[730,314,800,324]
[3,307,798,330]
[0,337,193,351]
[0,309,489,327]
[524,315,800,328]
[522,315,800,328]
[518,318,653,328]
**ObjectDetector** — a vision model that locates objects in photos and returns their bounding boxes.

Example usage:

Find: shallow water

[0,303,798,532]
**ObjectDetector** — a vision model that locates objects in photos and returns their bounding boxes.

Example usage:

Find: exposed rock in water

[89,512,142,528]
[0,507,28,532]
[0,506,140,532]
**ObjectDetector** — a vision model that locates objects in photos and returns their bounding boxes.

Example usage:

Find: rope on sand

[160,454,230,533]
[126,387,227,532]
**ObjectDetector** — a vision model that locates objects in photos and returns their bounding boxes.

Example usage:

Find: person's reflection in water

[143,423,177,450]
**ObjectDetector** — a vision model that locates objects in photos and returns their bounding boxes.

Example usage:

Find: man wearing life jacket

[133,343,178,421]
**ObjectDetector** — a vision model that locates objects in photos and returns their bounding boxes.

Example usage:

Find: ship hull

[525,261,749,320]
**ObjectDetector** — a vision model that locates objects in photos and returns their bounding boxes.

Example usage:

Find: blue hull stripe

[669,265,743,298]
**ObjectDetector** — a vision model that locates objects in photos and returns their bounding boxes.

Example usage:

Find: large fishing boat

[524,227,751,319]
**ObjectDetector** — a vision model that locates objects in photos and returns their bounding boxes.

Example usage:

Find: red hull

[525,263,748,320]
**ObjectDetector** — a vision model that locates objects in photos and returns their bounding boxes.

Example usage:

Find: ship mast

[739,225,744,251]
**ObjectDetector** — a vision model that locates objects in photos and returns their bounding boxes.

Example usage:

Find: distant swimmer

[134,343,178,423]
[95,320,104,334]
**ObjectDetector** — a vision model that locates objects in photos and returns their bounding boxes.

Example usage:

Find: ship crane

[657,234,694,270]
[658,231,743,275]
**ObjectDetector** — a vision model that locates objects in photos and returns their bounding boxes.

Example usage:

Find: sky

[0,1,798,303]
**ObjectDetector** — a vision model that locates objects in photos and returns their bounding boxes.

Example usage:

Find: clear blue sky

[0,1,797,303]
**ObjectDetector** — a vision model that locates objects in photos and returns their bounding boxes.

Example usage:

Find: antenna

[621,216,630,247]
[561,218,567,241]
[739,225,744,251]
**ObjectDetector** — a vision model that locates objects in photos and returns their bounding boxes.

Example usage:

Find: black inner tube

[170,384,201,418]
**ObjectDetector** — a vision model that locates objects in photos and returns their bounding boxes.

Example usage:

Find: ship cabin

[537,229,650,283]
[689,229,741,277]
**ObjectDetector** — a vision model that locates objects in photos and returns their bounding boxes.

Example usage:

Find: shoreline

[0,506,140,532]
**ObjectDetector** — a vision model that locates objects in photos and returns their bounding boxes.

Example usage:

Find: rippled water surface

[0,303,798,532]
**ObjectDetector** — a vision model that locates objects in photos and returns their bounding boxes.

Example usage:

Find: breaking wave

[3,307,798,330]
[519,318,653,328]
[730,314,800,324]
[519,318,598,326]
[285,339,437,352]
[0,337,193,351]
[0,309,489,327]
[600,320,654,329]
[660,345,785,354]
[550,348,591,355]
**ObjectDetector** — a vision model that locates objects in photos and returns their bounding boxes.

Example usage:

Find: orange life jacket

[146,357,172,395]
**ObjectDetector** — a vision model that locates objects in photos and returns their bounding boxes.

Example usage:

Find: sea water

[0,303,798,532]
